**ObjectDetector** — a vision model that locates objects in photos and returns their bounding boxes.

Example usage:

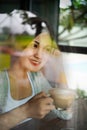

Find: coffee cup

[49,88,76,109]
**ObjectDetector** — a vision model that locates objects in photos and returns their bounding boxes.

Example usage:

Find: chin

[28,64,43,72]
[29,67,41,72]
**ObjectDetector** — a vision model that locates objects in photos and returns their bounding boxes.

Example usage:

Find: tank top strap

[0,70,8,113]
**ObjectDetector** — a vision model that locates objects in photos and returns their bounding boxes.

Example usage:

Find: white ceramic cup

[49,88,76,109]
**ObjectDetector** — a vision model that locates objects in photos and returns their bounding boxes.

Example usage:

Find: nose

[34,48,43,59]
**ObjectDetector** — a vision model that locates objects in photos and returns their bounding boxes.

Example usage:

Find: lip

[29,59,41,66]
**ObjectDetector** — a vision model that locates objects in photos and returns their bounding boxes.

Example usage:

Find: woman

[0,31,72,130]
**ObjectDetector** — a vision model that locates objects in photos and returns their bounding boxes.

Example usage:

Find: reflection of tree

[76,88,87,99]
[22,16,43,36]
[0,10,54,41]
[58,0,87,44]
[21,11,54,39]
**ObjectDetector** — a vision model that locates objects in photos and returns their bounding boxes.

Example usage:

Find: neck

[8,60,28,79]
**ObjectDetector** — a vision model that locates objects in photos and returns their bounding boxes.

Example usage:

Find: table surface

[12,99,87,130]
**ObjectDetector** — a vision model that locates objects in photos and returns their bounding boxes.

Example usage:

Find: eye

[33,43,38,48]
[32,41,39,48]
[45,46,52,52]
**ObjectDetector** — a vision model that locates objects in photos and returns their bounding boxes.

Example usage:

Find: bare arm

[0,103,28,130]
[0,92,55,130]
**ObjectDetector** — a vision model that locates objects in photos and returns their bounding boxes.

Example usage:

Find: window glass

[59,0,87,47]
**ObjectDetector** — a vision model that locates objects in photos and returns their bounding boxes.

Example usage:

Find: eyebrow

[34,41,40,45]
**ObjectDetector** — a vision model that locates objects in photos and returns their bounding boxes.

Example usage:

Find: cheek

[23,48,33,56]
[41,55,49,64]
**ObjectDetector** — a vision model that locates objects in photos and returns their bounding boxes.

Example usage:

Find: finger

[43,101,55,111]
[47,104,55,110]
[43,97,54,104]
[40,107,53,117]
[43,105,55,115]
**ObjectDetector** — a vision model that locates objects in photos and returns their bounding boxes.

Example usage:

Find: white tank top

[1,71,52,113]
[3,71,35,113]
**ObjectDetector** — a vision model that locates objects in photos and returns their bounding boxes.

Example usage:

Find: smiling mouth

[29,59,41,66]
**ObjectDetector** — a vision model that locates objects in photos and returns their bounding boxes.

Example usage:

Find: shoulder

[0,70,8,114]
[0,70,8,89]
[0,70,7,79]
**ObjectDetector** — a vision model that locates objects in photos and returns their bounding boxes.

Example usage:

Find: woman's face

[19,33,52,72]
